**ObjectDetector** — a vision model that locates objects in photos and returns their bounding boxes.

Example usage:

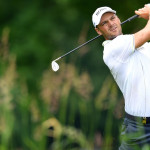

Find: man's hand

[135,4,150,20]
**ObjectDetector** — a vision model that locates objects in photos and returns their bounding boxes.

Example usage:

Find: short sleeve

[103,34,135,70]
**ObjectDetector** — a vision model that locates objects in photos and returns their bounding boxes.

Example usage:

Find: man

[92,5,150,150]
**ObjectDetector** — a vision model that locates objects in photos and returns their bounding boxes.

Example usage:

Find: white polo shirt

[103,34,150,117]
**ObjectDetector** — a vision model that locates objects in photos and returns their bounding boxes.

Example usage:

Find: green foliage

[0,30,122,149]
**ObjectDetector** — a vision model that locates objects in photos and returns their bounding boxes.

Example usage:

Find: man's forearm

[134,17,150,49]
[134,5,150,49]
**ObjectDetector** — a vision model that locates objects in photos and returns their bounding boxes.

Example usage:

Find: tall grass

[0,27,124,150]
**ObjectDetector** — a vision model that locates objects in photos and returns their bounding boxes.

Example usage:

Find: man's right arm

[134,4,150,49]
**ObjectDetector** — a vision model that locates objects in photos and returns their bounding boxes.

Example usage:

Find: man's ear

[95,28,102,35]
[117,16,121,24]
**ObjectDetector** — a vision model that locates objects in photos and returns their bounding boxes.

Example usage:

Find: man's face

[95,12,122,40]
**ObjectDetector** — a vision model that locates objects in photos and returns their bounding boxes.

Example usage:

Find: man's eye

[111,16,115,20]
[102,22,107,26]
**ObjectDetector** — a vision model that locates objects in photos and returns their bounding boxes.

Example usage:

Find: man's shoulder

[102,34,134,47]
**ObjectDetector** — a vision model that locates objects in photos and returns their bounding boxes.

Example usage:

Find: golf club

[51,14,139,72]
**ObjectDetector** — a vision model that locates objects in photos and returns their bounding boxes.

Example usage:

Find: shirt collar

[102,40,111,47]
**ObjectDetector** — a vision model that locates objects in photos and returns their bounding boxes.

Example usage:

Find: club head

[51,61,59,72]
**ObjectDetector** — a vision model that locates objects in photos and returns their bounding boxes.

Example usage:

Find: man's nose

[108,20,114,26]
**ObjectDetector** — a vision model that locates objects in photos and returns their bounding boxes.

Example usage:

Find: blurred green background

[0,0,149,150]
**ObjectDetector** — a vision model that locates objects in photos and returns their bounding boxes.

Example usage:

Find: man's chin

[108,33,122,40]
[108,35,117,40]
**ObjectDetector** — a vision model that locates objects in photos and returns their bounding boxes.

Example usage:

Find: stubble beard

[106,27,122,40]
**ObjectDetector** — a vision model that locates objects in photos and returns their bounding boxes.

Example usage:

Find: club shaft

[54,14,139,61]
[121,14,138,25]
[59,34,101,60]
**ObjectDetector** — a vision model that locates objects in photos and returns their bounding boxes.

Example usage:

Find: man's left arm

[134,4,150,49]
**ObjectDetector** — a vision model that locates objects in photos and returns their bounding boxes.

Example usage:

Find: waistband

[125,113,150,125]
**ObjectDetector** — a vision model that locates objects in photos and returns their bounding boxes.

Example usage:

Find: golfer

[92,4,150,150]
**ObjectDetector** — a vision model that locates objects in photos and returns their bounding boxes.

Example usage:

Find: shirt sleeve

[103,34,135,70]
